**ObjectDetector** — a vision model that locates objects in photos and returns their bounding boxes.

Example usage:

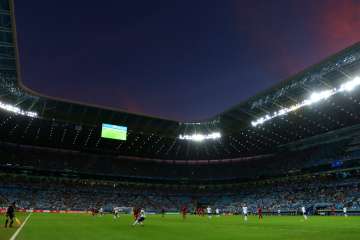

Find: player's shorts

[6,214,14,220]
[138,217,145,222]
[243,213,248,216]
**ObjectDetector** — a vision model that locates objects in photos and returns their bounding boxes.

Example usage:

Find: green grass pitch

[1,213,360,240]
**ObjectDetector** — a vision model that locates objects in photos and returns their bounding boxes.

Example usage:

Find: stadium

[1,0,360,239]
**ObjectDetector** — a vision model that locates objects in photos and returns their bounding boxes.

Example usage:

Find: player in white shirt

[132,209,146,226]
[343,207,348,217]
[99,207,104,216]
[113,207,119,219]
[215,208,220,217]
[277,209,281,216]
[207,206,212,219]
[242,205,248,222]
[301,206,307,220]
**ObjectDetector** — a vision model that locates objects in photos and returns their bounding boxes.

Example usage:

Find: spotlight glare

[179,132,221,141]
[251,76,360,127]
[339,76,360,92]
[0,101,38,118]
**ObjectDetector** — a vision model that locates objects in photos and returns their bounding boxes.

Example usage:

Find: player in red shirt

[257,206,263,220]
[181,205,187,220]
[133,207,140,220]
[201,207,205,217]
[331,206,336,216]
[91,207,97,216]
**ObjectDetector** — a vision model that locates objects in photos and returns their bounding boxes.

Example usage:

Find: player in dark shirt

[181,205,187,220]
[5,202,16,228]
[133,207,140,220]
[257,206,263,220]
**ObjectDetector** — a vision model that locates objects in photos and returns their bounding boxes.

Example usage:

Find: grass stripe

[9,213,31,240]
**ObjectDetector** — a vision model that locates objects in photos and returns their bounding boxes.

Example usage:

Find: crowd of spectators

[1,170,360,214]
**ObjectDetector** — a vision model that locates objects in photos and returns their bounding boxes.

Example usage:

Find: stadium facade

[1,0,360,183]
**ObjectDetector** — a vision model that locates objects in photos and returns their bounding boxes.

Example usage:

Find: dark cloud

[15,0,360,121]
[236,0,360,80]
[311,0,360,54]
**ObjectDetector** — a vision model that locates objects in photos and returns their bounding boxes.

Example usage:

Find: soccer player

[113,207,119,219]
[90,207,95,216]
[343,207,348,217]
[133,207,140,220]
[301,206,308,220]
[257,206,263,220]
[132,209,146,226]
[181,205,187,220]
[207,206,212,219]
[99,207,104,216]
[215,208,220,217]
[161,208,165,218]
[277,209,281,216]
[331,205,336,216]
[200,207,205,217]
[242,204,248,222]
[5,202,16,228]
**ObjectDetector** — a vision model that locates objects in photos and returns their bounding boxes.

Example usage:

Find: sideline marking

[9,213,32,240]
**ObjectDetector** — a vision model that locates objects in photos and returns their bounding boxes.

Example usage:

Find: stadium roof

[1,0,360,161]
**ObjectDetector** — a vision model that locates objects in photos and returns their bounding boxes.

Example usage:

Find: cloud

[312,0,360,54]
[235,0,360,80]
[115,91,144,114]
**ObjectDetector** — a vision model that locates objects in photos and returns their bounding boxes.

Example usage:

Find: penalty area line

[9,213,32,240]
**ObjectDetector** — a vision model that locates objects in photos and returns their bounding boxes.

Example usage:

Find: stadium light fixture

[251,76,360,127]
[179,132,221,142]
[339,76,360,92]
[0,101,38,118]
[307,90,333,104]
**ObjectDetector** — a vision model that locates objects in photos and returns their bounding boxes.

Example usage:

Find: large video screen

[101,123,127,141]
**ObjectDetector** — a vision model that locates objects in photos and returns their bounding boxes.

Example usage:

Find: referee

[5,202,16,228]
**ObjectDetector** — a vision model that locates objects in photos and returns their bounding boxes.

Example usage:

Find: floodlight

[179,132,221,141]
[251,75,360,127]
[0,101,38,118]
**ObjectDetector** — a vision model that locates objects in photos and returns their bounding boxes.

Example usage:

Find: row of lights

[0,101,38,118]
[251,76,360,127]
[179,132,221,142]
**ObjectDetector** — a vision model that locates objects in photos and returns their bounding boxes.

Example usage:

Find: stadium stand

[1,0,360,217]
[1,169,360,215]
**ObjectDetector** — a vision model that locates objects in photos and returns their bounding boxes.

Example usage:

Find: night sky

[13,0,360,122]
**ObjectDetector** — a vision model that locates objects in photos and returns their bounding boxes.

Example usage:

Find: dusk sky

[13,0,360,122]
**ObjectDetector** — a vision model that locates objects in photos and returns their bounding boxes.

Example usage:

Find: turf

[0,212,27,240]
[1,214,360,240]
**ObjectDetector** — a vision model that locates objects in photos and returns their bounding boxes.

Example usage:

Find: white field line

[9,213,32,240]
